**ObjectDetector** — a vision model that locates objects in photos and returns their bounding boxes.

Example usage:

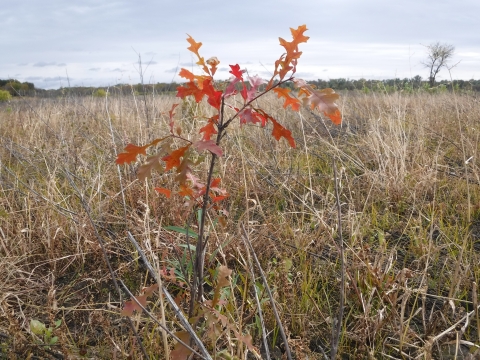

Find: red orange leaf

[210,178,221,188]
[186,35,202,57]
[116,144,148,164]
[224,77,241,97]
[239,108,266,126]
[303,88,342,124]
[290,24,310,46]
[270,117,296,148]
[154,187,172,198]
[199,117,218,141]
[176,82,204,102]
[168,103,179,134]
[273,87,301,111]
[229,64,244,79]
[201,79,223,110]
[162,145,190,171]
[178,184,194,198]
[212,195,228,202]
[178,68,195,82]
[115,139,162,165]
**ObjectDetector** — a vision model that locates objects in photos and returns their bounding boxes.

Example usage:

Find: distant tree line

[306,76,480,93]
[2,77,479,99]
[0,79,36,96]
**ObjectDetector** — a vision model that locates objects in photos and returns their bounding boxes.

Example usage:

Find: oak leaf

[137,153,164,182]
[270,117,296,148]
[175,158,195,185]
[186,35,210,74]
[303,88,342,125]
[115,138,162,165]
[229,64,244,79]
[193,140,223,157]
[121,294,147,316]
[273,87,301,111]
[170,331,192,360]
[154,187,171,198]
[199,116,218,141]
[162,145,190,171]
[206,56,220,76]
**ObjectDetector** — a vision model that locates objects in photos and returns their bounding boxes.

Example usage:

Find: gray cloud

[43,76,71,82]
[33,61,57,67]
[89,68,100,71]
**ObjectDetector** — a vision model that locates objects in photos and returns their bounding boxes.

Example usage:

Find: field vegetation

[1,88,479,359]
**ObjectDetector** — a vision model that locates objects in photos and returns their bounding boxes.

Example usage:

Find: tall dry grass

[0,90,479,359]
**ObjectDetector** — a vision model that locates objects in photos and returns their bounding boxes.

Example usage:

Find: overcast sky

[1,0,479,89]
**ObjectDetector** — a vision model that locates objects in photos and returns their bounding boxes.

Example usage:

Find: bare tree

[422,42,455,87]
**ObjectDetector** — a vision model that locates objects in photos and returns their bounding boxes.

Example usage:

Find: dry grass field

[1,89,479,359]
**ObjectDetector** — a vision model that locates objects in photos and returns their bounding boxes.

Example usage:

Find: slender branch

[192,96,225,307]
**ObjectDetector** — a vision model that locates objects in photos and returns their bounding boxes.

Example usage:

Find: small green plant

[93,88,107,97]
[0,90,12,102]
[29,319,61,348]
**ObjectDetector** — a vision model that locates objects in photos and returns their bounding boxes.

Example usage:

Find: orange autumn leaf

[186,35,210,75]
[154,187,172,198]
[162,145,190,171]
[210,177,221,188]
[115,138,162,164]
[186,35,202,58]
[270,118,296,148]
[178,184,194,198]
[176,82,204,102]
[199,116,218,141]
[303,88,342,125]
[256,109,296,148]
[294,79,342,125]
[178,68,195,82]
[290,24,310,46]
[273,87,301,111]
